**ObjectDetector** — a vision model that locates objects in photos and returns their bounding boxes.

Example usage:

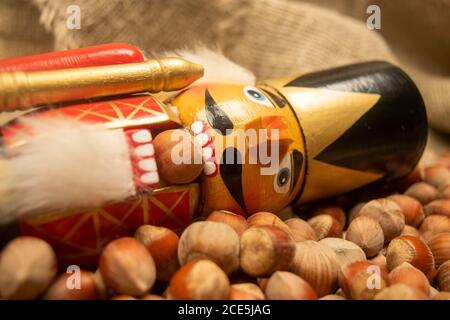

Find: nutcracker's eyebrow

[261,88,287,108]
[205,89,233,135]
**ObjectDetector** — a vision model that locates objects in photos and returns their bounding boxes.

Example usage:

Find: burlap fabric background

[0,0,449,150]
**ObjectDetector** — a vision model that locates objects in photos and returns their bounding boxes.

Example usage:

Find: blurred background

[0,0,449,156]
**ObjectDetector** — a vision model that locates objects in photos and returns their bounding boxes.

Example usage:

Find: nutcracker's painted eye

[277,168,290,186]
[243,86,274,108]
[274,153,292,194]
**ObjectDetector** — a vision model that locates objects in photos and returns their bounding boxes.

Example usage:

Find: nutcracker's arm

[0,43,205,220]
[0,92,208,220]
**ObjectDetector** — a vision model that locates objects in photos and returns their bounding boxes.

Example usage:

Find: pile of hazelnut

[0,155,449,300]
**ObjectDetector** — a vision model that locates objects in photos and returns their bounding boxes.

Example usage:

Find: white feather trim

[1,117,135,218]
[170,47,256,85]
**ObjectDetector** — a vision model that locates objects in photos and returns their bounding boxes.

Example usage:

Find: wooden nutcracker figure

[0,44,427,267]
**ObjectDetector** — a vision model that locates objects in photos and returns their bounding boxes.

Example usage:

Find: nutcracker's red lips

[190,120,217,177]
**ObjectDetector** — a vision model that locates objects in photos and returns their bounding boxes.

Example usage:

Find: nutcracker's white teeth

[195,133,209,147]
[125,129,160,189]
[135,144,154,157]
[203,161,217,176]
[140,172,159,185]
[191,120,218,177]
[191,120,204,135]
[202,146,213,160]
[138,158,157,171]
[132,129,152,143]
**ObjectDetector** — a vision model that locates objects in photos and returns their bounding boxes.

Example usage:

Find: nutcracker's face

[170,84,306,216]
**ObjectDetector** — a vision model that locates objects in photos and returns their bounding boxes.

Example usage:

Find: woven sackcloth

[0,0,449,144]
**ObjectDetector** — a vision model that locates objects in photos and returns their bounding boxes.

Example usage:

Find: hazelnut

[0,237,57,299]
[257,278,269,292]
[178,221,240,274]
[307,215,342,240]
[265,271,317,300]
[339,261,388,300]
[92,269,108,300]
[229,283,265,300]
[335,288,346,297]
[394,167,422,191]
[206,210,248,236]
[319,294,346,300]
[438,151,450,169]
[44,270,99,300]
[388,262,430,296]
[153,129,203,184]
[419,215,450,242]
[432,292,450,300]
[246,211,293,237]
[348,202,366,224]
[110,295,136,300]
[240,225,295,277]
[99,237,156,296]
[141,294,165,300]
[312,205,346,228]
[405,182,439,205]
[429,286,439,298]
[424,199,450,218]
[284,218,317,242]
[167,260,229,300]
[386,235,435,279]
[319,238,366,268]
[423,165,450,189]
[369,254,389,275]
[427,232,450,268]
[387,194,425,227]
[440,185,450,199]
[401,225,420,238]
[359,199,405,242]
[374,283,428,300]
[345,215,384,258]
[228,271,255,285]
[290,241,339,297]
[437,260,450,292]
[276,206,298,221]
[135,225,179,281]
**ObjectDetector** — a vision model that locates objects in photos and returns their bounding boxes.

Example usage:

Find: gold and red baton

[0,58,204,112]
[0,43,145,72]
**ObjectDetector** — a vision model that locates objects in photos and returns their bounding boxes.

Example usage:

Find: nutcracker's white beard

[0,117,135,221]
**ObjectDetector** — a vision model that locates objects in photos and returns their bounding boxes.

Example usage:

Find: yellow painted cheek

[241,164,290,213]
